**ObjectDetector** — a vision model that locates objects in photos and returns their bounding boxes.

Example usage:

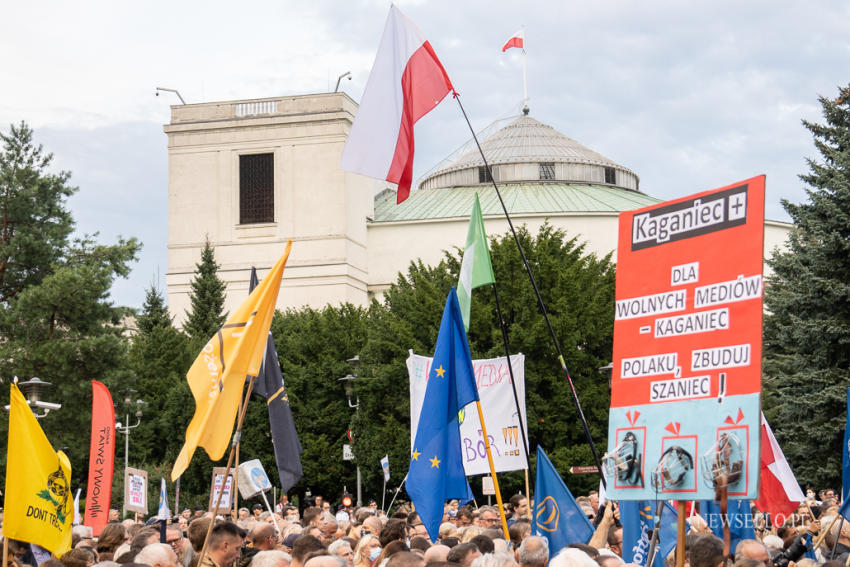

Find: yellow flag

[4,383,73,555]
[172,241,292,480]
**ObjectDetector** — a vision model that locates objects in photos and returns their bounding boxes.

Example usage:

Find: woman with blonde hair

[354,534,381,567]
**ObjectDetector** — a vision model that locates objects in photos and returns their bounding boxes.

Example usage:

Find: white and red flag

[501,28,524,52]
[755,413,805,520]
[340,4,454,204]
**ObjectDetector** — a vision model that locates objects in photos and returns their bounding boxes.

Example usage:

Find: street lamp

[116,395,144,518]
[3,377,62,418]
[599,362,613,389]
[339,355,362,506]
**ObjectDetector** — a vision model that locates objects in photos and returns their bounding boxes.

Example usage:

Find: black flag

[249,267,304,492]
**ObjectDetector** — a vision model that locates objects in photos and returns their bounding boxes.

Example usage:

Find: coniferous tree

[0,123,140,485]
[136,283,172,334]
[764,84,850,489]
[183,239,227,341]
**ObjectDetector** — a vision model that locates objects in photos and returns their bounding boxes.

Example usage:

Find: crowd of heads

[1,488,848,567]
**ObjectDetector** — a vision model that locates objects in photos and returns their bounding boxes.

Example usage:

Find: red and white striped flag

[755,414,805,520]
[340,4,454,204]
[501,28,524,52]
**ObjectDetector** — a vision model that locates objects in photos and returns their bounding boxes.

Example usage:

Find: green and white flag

[457,193,495,330]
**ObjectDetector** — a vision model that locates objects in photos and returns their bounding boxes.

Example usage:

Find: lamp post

[3,377,62,418]
[116,395,144,518]
[339,355,362,506]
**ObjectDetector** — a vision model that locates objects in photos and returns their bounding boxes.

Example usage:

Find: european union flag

[407,288,480,541]
[533,446,594,554]
[656,502,681,565]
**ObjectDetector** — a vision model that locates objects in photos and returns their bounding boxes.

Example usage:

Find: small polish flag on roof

[339,4,454,204]
[502,28,524,52]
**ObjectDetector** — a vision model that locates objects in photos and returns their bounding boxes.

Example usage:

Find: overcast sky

[2,0,848,308]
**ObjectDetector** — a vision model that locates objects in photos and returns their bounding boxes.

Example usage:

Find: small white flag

[157,478,171,520]
[381,455,390,482]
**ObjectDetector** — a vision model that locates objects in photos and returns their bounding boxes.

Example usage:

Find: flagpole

[2,532,8,567]
[676,501,686,567]
[490,283,533,502]
[196,375,258,567]
[453,93,606,487]
[521,26,527,111]
[386,473,408,514]
[474,400,510,540]
[233,439,240,521]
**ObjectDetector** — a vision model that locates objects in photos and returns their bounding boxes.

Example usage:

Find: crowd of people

[2,488,849,567]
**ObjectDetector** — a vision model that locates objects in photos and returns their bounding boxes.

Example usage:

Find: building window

[604,167,616,185]
[478,166,492,184]
[539,162,555,180]
[240,153,274,224]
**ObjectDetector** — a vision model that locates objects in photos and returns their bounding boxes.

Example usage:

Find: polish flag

[502,29,524,52]
[755,414,805,520]
[340,4,453,204]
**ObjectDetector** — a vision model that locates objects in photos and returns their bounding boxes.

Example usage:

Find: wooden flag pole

[233,442,240,521]
[676,500,687,567]
[3,532,9,567]
[474,400,510,540]
[814,512,840,550]
[196,375,258,567]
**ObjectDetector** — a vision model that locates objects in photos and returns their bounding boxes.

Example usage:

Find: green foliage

[0,122,140,491]
[764,84,850,489]
[183,239,227,344]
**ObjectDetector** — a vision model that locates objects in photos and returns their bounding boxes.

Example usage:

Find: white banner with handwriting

[407,352,527,475]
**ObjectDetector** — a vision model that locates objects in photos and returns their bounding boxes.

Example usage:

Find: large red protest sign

[604,176,764,500]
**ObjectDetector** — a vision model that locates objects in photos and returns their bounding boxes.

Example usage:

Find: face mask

[369,547,382,561]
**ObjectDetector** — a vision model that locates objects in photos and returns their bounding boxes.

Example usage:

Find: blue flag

[621,501,680,566]
[157,478,171,520]
[407,287,480,541]
[700,499,755,553]
[533,446,594,554]
[843,387,850,503]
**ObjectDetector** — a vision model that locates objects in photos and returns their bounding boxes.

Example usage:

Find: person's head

[588,492,599,513]
[380,519,409,547]
[109,509,121,522]
[253,523,280,551]
[98,523,130,553]
[362,516,383,537]
[408,520,430,542]
[329,540,354,567]
[353,534,381,566]
[594,552,622,567]
[689,535,724,567]
[470,552,518,567]
[134,544,179,567]
[61,548,97,567]
[181,508,192,520]
[292,536,328,567]
[446,543,481,567]
[208,522,244,567]
[423,545,449,565]
[548,549,596,567]
[510,496,529,519]
[130,529,161,556]
[254,505,264,518]
[252,550,292,567]
[469,536,494,555]
[239,508,251,521]
[303,555,340,567]
[475,507,499,529]
[455,508,474,528]
[734,540,769,564]
[387,552,425,567]
[188,517,213,552]
[304,508,325,529]
[606,526,622,558]
[517,536,549,567]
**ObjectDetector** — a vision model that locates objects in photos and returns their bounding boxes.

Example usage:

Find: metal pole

[124,413,129,518]
[356,466,362,507]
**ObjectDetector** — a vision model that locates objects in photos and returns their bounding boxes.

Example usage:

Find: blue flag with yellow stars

[533,446,594,554]
[408,287,480,542]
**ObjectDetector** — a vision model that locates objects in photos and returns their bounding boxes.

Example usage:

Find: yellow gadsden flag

[4,383,73,555]
[172,241,292,480]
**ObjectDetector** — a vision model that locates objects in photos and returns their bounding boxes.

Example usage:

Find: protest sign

[408,352,526,475]
[208,468,235,513]
[124,467,147,514]
[606,176,765,500]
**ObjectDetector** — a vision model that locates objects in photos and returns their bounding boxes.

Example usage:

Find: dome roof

[419,114,640,192]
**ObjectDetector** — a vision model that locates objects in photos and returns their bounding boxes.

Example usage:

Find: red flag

[339,4,454,204]
[755,414,804,521]
[84,381,116,536]
[501,29,524,52]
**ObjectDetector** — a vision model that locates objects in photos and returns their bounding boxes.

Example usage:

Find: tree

[764,84,850,489]
[0,122,75,304]
[183,239,227,343]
